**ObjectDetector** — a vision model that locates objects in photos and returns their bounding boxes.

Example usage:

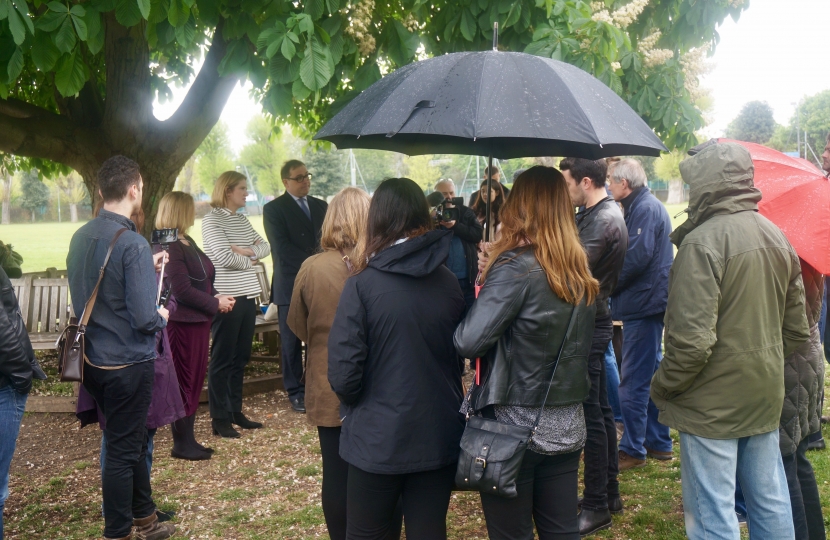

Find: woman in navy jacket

[328,178,465,540]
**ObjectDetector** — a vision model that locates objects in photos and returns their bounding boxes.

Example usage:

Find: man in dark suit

[263,159,328,412]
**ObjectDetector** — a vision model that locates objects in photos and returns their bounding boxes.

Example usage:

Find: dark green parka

[651,142,810,439]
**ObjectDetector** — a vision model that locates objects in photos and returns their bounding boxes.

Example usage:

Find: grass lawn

[0,216,267,273]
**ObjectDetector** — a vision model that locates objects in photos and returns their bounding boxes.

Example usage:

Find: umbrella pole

[485,154,493,243]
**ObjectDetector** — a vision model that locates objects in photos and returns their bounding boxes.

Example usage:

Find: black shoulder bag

[455,305,577,498]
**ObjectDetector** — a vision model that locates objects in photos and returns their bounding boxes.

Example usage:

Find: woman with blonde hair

[455,166,599,540]
[202,172,270,438]
[155,191,236,459]
[287,187,399,540]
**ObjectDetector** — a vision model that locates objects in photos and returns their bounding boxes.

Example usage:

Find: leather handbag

[455,305,576,498]
[56,228,127,382]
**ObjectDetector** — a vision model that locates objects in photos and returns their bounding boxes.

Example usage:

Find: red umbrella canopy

[718,138,830,274]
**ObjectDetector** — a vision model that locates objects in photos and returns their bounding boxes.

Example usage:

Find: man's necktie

[298,197,311,221]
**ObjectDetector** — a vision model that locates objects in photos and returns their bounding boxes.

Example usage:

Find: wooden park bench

[12,272,73,350]
[251,262,281,365]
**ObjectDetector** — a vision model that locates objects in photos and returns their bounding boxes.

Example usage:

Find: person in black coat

[263,159,328,412]
[328,178,465,540]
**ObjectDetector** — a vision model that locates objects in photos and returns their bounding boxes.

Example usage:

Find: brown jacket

[287,249,353,427]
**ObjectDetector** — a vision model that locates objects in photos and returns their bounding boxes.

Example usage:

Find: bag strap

[76,228,128,337]
[531,305,578,432]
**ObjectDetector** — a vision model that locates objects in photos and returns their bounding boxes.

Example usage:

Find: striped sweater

[201,207,270,298]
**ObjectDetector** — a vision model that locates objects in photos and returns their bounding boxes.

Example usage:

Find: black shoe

[231,412,263,429]
[156,509,176,523]
[171,418,212,461]
[578,508,612,537]
[807,438,826,451]
[211,418,241,438]
[290,396,306,413]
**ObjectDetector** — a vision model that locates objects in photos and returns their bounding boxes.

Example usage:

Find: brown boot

[105,536,132,540]
[618,450,646,471]
[133,512,176,540]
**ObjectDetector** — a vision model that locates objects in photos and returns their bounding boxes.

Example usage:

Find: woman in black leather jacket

[455,166,599,540]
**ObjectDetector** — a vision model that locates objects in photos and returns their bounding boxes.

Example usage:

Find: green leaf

[46,1,67,12]
[168,0,181,26]
[71,14,87,40]
[320,13,341,36]
[266,36,283,58]
[69,4,85,16]
[296,13,313,34]
[268,83,293,116]
[504,1,521,28]
[195,0,218,25]
[32,31,61,71]
[387,20,418,66]
[292,77,311,100]
[84,8,104,53]
[328,31,343,65]
[300,34,332,91]
[218,39,249,75]
[269,54,300,84]
[281,35,296,60]
[7,7,26,44]
[55,49,87,96]
[304,0,324,21]
[460,8,475,41]
[353,59,380,91]
[54,17,76,53]
[325,0,339,15]
[115,0,142,26]
[6,46,23,82]
[137,0,150,19]
[0,0,9,19]
[14,0,35,34]
[174,15,196,46]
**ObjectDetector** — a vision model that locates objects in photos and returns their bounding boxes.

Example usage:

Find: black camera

[151,228,179,245]
[426,192,463,224]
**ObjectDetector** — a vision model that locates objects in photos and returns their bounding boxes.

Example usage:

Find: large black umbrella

[315,28,667,241]
[314,51,667,160]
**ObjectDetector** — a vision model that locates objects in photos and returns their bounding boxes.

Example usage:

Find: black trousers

[83,360,156,538]
[480,449,582,540]
[783,436,826,540]
[581,317,619,510]
[209,296,256,420]
[318,426,349,540]
[346,463,453,540]
[278,303,305,399]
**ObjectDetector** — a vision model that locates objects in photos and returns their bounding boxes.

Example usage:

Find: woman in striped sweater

[202,171,271,438]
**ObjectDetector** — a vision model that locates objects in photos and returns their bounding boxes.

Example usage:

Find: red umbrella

[717,138,830,274]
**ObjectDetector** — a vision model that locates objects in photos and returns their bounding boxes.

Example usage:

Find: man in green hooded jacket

[651,141,810,540]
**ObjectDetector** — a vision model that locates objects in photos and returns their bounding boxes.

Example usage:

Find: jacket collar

[619,186,647,214]
[98,209,137,232]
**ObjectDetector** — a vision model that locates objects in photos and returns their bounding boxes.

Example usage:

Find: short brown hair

[484,165,499,178]
[321,187,371,252]
[98,156,141,202]
[155,191,195,236]
[281,160,306,180]
[210,171,246,208]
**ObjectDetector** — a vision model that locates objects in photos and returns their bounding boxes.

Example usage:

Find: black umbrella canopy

[314,50,668,159]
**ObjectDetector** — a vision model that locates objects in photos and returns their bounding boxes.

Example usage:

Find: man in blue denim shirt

[67,156,173,540]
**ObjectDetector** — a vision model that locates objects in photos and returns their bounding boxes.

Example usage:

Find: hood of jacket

[368,229,452,277]
[671,142,761,246]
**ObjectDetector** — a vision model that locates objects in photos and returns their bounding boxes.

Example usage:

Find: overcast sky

[155,0,830,153]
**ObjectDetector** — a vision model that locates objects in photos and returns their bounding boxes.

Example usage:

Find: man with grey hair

[607,158,675,471]
[434,179,482,314]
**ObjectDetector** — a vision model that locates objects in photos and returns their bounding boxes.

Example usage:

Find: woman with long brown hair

[455,166,599,540]
[327,178,465,540]
[286,187,380,540]
[471,178,506,240]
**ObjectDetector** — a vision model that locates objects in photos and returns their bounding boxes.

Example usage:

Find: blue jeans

[604,340,622,423]
[0,385,28,540]
[681,430,794,540]
[618,314,672,459]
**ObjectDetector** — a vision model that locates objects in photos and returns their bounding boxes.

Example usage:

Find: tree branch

[160,20,241,169]
[0,98,106,174]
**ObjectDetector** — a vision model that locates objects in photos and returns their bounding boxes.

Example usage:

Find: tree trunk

[1,173,10,225]
[666,179,685,204]
[70,203,78,223]
[31,209,35,222]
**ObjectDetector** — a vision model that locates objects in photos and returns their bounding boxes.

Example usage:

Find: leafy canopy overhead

[1,0,748,175]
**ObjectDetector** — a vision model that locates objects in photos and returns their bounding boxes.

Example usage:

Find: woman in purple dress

[155,192,236,460]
